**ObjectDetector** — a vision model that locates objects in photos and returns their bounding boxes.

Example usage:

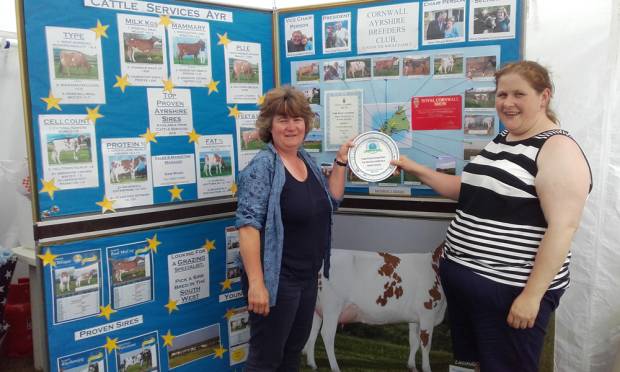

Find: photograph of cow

[54,262,99,297]
[173,37,208,65]
[53,49,98,79]
[228,58,259,84]
[346,58,371,80]
[433,54,464,76]
[323,61,344,82]
[123,33,163,64]
[167,324,221,369]
[466,56,497,79]
[373,56,400,78]
[199,151,232,178]
[110,255,148,285]
[46,134,92,165]
[464,114,495,136]
[301,86,320,105]
[117,343,157,372]
[295,62,320,83]
[108,155,147,184]
[465,88,496,109]
[403,56,431,77]
[239,128,265,151]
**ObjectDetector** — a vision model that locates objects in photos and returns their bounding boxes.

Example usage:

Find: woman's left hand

[335,139,354,164]
[507,292,541,329]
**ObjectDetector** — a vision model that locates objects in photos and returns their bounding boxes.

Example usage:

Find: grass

[48,147,91,165]
[300,318,555,372]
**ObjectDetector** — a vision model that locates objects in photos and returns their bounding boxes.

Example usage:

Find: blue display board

[41,218,249,371]
[20,0,274,219]
[277,0,523,196]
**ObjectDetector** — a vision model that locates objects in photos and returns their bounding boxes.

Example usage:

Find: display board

[277,0,523,196]
[40,218,249,371]
[20,0,274,219]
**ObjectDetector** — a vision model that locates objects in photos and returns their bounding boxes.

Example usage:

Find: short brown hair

[256,85,314,143]
[495,61,559,124]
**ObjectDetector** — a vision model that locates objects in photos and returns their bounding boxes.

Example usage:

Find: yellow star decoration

[227,105,240,119]
[104,337,118,354]
[37,249,58,267]
[206,80,220,95]
[41,91,62,111]
[98,304,116,321]
[164,299,179,314]
[140,128,158,143]
[162,79,174,93]
[230,182,238,197]
[224,308,235,320]
[217,32,231,47]
[91,19,109,39]
[168,185,183,201]
[203,239,216,252]
[257,95,265,106]
[96,196,116,213]
[187,129,201,143]
[113,74,131,93]
[220,278,232,291]
[39,178,60,199]
[147,234,161,253]
[162,330,176,347]
[214,345,227,359]
[159,15,172,27]
[85,106,104,125]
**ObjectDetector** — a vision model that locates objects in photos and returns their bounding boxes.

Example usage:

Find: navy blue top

[280,162,331,280]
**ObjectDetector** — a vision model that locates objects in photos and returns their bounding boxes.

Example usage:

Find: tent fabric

[525,0,620,370]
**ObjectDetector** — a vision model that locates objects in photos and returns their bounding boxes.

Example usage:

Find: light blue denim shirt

[235,143,340,306]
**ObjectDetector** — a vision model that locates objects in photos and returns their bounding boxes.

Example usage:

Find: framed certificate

[348,131,399,182]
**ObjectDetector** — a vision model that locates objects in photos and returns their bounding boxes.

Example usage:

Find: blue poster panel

[20,0,275,218]
[277,0,523,196]
[42,218,248,371]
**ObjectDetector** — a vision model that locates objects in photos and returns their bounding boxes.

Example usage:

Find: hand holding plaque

[347,131,399,182]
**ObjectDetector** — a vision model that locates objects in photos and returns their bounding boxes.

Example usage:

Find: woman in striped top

[392,61,591,371]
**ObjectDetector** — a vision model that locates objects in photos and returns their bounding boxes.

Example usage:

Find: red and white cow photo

[304,244,446,372]
[109,156,147,184]
[124,35,162,63]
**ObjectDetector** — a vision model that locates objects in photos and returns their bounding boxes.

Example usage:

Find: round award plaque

[348,131,399,182]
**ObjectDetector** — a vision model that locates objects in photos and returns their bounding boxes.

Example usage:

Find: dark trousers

[243,273,318,372]
[439,258,564,372]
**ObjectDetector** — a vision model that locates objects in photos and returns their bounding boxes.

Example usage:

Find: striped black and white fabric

[444,129,579,290]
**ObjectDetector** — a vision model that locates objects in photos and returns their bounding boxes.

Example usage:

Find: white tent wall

[524,0,620,370]
[0,39,33,283]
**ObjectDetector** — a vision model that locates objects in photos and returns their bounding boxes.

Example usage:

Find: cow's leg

[319,289,344,372]
[73,149,79,161]
[418,316,435,372]
[408,322,420,371]
[303,311,322,370]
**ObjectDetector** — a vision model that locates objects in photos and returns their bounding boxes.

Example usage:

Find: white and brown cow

[59,50,92,77]
[203,153,224,177]
[233,59,254,81]
[241,129,260,149]
[49,137,82,164]
[347,60,367,78]
[110,156,146,183]
[125,36,160,63]
[112,256,145,283]
[304,244,446,372]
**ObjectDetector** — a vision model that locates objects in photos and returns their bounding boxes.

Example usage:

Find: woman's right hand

[391,155,418,174]
[247,280,270,316]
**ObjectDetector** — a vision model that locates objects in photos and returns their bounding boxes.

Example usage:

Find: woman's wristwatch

[334,157,348,167]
